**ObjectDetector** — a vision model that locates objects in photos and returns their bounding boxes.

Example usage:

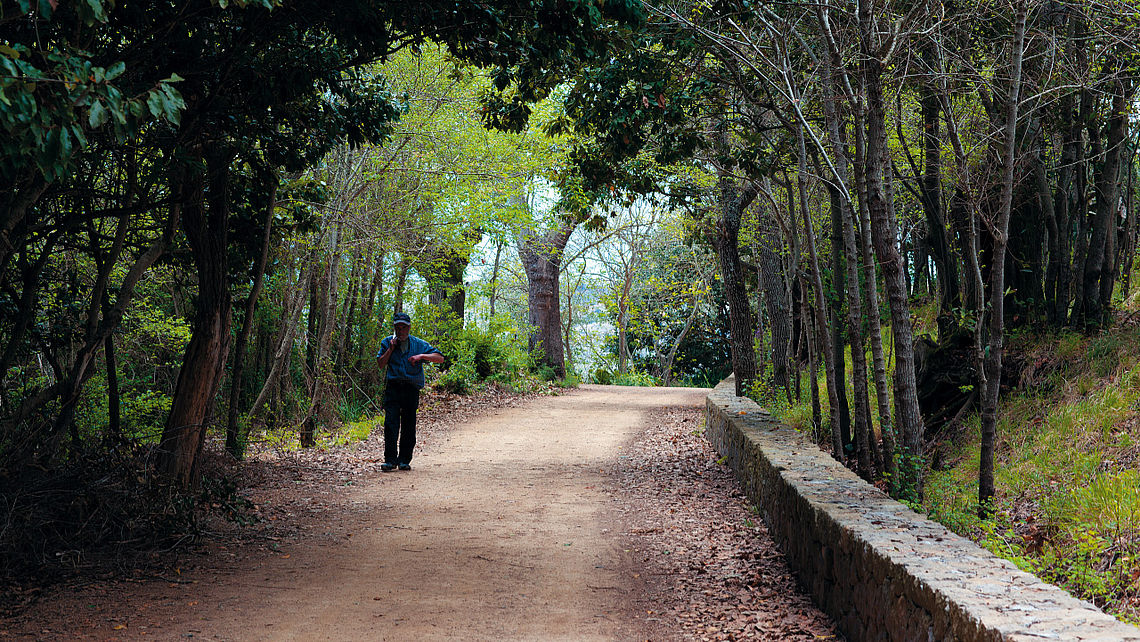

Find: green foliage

[431,315,532,394]
[612,370,659,386]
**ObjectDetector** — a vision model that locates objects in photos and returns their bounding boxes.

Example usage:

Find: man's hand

[409,353,444,365]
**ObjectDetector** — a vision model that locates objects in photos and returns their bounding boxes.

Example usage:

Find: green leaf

[87,101,107,128]
[82,0,108,24]
[146,91,164,118]
[163,73,184,83]
[104,62,126,81]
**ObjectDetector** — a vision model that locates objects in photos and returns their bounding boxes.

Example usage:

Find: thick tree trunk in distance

[519,221,576,378]
[157,152,234,487]
[918,82,960,341]
[757,209,792,398]
[714,171,759,397]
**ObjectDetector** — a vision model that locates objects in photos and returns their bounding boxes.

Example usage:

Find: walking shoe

[397,463,411,471]
[381,462,397,472]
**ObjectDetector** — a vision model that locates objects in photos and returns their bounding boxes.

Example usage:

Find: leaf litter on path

[611,406,840,641]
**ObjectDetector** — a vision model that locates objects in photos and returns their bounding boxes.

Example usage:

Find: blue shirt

[377,335,441,389]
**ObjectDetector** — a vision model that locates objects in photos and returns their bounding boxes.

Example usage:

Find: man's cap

[393,312,411,326]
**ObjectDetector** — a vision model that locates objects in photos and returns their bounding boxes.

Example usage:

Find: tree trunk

[393,256,411,315]
[979,0,1027,515]
[489,239,503,317]
[757,207,792,397]
[862,47,925,497]
[795,121,845,468]
[226,183,276,459]
[918,82,960,340]
[821,53,879,478]
[157,152,234,487]
[828,180,852,450]
[248,261,311,424]
[519,221,576,378]
[1094,73,1132,324]
[714,170,759,397]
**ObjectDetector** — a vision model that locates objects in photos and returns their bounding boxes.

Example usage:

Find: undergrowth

[925,321,1140,624]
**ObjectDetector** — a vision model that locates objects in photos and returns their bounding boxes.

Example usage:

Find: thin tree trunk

[489,239,503,317]
[795,121,844,468]
[248,261,312,423]
[226,183,276,459]
[851,83,896,488]
[979,0,1027,515]
[821,52,879,478]
[394,256,411,315]
[861,36,925,497]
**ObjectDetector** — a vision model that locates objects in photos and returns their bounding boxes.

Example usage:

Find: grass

[924,322,1140,623]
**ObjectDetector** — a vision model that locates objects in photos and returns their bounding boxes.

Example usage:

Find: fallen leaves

[612,406,838,641]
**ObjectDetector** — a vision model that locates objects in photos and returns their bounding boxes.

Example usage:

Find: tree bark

[860,38,925,497]
[157,151,235,487]
[979,0,1027,515]
[519,221,576,378]
[795,122,845,469]
[714,170,759,397]
[226,183,276,459]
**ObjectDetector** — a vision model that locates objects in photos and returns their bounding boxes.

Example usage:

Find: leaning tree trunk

[226,183,276,459]
[519,221,576,378]
[157,151,235,487]
[861,48,926,499]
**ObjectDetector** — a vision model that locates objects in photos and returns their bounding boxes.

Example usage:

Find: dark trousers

[383,380,420,465]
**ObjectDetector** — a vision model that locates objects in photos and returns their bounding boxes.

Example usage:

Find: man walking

[375,312,444,471]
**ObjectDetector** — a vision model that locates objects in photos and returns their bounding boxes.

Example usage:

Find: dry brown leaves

[612,406,841,642]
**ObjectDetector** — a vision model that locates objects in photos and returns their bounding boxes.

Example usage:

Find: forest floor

[0,384,837,641]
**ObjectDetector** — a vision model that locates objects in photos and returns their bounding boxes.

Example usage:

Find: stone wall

[704,378,1140,641]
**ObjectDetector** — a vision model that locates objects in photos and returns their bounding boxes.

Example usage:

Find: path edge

[704,376,1140,641]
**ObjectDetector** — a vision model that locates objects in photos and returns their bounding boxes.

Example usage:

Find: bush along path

[1,385,836,640]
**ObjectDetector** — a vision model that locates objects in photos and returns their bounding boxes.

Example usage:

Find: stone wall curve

[704,377,1140,641]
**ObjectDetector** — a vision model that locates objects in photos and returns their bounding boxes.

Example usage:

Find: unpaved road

[4,385,834,641]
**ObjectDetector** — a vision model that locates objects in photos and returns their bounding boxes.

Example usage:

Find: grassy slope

[925,319,1140,623]
[762,305,1140,623]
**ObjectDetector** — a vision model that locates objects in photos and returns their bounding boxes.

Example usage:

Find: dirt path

[3,385,836,641]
